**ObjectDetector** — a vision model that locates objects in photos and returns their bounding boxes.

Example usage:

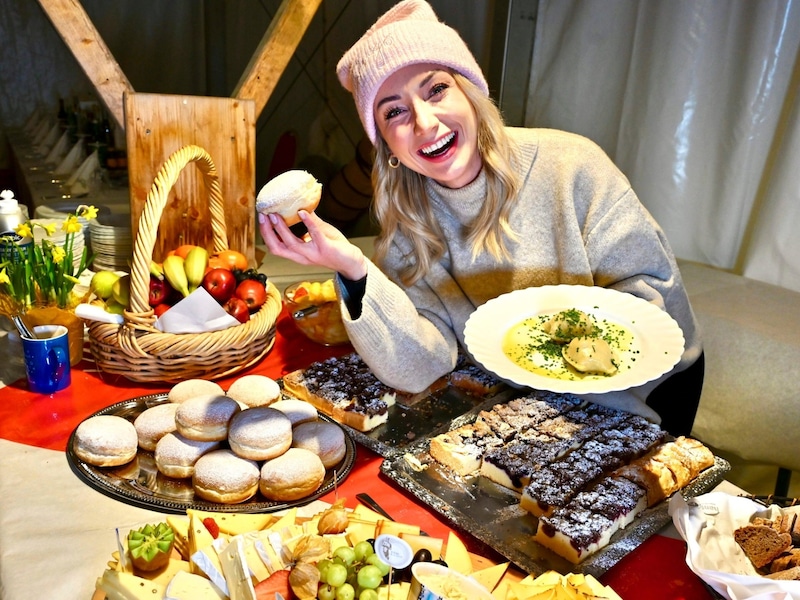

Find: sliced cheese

[376,581,411,600]
[95,570,167,600]
[469,561,509,592]
[345,518,377,545]
[444,531,472,575]
[375,519,420,538]
[398,532,444,559]
[147,558,192,587]
[352,504,386,523]
[218,536,257,600]
[266,508,297,533]
[324,533,351,553]
[188,509,274,536]
[167,515,191,558]
[165,570,226,600]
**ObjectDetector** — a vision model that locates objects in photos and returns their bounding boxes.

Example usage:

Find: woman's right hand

[258,210,368,281]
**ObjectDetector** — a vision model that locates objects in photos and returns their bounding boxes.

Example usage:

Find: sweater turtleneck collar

[425,168,487,225]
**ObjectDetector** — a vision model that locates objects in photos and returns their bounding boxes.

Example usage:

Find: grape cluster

[316,540,389,600]
[232,268,268,285]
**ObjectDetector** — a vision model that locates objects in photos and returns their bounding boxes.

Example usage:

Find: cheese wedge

[148,558,192,587]
[218,536,257,600]
[165,570,226,600]
[469,561,509,592]
[444,531,472,575]
[166,515,191,559]
[399,532,444,559]
[376,519,420,538]
[189,513,218,575]
[353,504,386,523]
[187,509,274,536]
[96,570,167,600]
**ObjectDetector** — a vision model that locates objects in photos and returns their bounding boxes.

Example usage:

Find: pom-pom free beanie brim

[337,0,489,145]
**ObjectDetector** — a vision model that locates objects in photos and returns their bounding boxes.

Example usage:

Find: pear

[111,275,131,307]
[90,270,121,300]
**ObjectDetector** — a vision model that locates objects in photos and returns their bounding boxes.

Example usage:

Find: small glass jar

[284,281,349,346]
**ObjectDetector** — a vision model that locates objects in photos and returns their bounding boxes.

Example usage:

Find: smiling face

[373,63,482,189]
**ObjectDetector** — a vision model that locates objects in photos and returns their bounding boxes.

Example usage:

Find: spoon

[11,315,35,339]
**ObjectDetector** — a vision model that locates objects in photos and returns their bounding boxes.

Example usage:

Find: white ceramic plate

[464,285,685,394]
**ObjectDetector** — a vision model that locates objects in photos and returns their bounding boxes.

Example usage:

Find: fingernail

[257,213,265,224]
[268,213,278,224]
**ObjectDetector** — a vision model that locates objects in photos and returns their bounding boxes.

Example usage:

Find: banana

[162,255,190,297]
[183,246,208,292]
[149,260,164,280]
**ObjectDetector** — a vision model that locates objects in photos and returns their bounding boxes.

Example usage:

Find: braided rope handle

[128,145,228,316]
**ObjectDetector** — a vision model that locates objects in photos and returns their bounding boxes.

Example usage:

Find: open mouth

[419,132,456,158]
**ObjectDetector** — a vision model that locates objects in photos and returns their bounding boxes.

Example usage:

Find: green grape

[318,584,337,600]
[353,540,374,562]
[333,546,357,566]
[356,565,383,590]
[326,563,348,587]
[365,553,391,577]
[359,589,379,600]
[335,582,355,600]
[317,558,333,581]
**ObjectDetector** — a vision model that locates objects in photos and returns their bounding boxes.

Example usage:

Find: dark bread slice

[734,524,792,569]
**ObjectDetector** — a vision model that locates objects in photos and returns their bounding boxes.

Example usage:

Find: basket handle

[129,145,228,315]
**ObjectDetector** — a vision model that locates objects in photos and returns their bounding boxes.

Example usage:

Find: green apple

[111,275,130,307]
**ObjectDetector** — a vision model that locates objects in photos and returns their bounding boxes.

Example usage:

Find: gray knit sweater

[337,127,702,422]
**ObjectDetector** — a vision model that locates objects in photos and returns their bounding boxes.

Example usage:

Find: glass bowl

[284,280,350,346]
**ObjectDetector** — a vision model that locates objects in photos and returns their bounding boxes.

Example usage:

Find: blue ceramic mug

[21,324,71,393]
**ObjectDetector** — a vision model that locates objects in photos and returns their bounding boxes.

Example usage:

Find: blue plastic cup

[21,324,72,394]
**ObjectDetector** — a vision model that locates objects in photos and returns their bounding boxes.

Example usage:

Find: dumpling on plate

[543,309,595,342]
[562,336,618,375]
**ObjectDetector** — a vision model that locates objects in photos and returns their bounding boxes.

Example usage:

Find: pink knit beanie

[336,0,489,145]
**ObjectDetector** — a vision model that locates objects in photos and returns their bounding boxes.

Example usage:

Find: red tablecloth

[0,309,713,599]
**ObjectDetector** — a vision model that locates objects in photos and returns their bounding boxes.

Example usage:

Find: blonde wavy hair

[371,72,521,286]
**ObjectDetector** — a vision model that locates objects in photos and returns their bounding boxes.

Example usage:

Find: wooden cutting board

[124,93,256,266]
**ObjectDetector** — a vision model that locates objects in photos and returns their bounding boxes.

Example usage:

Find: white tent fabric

[525,0,800,292]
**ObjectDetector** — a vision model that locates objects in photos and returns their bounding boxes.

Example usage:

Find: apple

[90,270,121,300]
[201,268,237,304]
[153,303,171,317]
[223,296,250,323]
[235,279,267,311]
[148,275,173,307]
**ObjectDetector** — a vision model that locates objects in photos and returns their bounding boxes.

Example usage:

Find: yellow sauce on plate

[502,310,636,381]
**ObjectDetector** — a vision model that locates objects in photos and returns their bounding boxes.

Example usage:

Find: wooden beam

[36,0,133,130]
[233,0,323,118]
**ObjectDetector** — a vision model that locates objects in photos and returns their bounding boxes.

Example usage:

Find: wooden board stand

[37,0,323,267]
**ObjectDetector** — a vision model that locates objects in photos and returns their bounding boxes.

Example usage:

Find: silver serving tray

[66,393,357,514]
[381,424,730,578]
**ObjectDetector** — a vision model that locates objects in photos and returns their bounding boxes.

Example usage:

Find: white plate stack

[89,213,132,272]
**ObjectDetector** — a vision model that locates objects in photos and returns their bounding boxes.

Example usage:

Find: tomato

[214,249,248,271]
[235,279,268,311]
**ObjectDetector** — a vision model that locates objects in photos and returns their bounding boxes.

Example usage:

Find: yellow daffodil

[0,267,9,285]
[41,222,57,236]
[77,205,98,220]
[15,223,32,239]
[62,215,82,234]
[51,246,66,264]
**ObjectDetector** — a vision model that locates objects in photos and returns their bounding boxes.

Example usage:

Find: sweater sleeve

[335,259,458,393]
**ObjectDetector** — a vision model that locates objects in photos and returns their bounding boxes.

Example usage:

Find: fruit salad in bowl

[284,279,349,346]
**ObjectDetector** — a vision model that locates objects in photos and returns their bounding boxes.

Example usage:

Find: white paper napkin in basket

[670,492,800,600]
[155,286,239,333]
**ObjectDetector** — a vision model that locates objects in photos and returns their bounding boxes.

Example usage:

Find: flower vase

[22,305,84,366]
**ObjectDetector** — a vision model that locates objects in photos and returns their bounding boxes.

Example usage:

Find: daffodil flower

[41,222,57,236]
[0,267,9,285]
[15,223,32,239]
[51,246,66,264]
[77,205,98,220]
[62,215,82,234]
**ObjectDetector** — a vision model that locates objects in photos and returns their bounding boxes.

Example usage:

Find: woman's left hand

[258,210,368,281]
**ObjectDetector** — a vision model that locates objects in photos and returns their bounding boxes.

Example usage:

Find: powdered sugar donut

[154,432,220,479]
[256,170,322,226]
[259,448,325,501]
[168,379,225,404]
[270,398,318,427]
[227,407,292,461]
[292,420,346,468]
[226,375,281,408]
[133,402,178,451]
[192,449,260,504]
[174,394,240,441]
[73,415,138,467]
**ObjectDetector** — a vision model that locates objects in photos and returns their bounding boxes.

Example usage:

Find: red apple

[148,275,173,306]
[223,296,250,323]
[153,303,171,317]
[235,279,267,311]
[201,268,237,304]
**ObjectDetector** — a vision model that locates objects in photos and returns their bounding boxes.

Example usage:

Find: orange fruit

[174,244,198,259]
[214,249,248,271]
[206,255,229,271]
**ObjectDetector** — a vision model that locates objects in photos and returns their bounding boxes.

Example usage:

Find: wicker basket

[87,145,281,383]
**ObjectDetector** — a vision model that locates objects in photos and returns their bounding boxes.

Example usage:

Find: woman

[259,0,704,436]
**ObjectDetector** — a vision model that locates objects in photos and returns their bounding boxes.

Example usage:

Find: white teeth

[420,132,455,156]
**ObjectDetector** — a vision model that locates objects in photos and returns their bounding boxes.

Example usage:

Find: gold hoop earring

[388,155,400,169]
